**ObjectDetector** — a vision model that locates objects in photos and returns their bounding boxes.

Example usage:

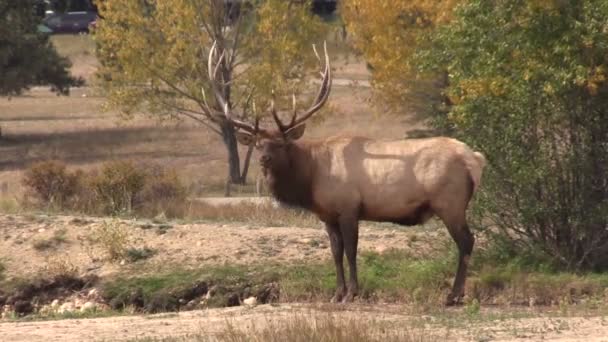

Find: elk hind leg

[435,206,474,306]
[446,221,474,306]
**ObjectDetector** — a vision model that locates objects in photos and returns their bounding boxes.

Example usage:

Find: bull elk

[205,41,487,305]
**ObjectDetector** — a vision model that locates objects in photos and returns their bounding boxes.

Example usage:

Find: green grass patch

[100,249,459,312]
[99,244,608,315]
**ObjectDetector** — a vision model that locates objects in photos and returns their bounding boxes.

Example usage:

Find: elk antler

[206,41,259,134]
[272,41,332,133]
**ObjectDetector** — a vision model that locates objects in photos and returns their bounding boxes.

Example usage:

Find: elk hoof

[341,292,356,303]
[330,291,345,303]
[445,293,463,306]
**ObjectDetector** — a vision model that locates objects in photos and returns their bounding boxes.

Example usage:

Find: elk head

[205,41,332,174]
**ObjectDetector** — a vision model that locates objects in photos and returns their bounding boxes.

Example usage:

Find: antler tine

[207,41,257,133]
[291,41,332,127]
[289,93,297,127]
[270,90,288,131]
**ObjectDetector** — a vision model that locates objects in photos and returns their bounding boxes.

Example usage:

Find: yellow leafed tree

[93,0,327,186]
[340,0,461,116]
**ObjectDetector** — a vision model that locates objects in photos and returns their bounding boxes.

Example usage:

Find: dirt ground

[1,213,607,341]
[0,213,437,279]
[0,303,607,341]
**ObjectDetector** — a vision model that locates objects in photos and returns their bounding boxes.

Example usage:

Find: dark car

[43,11,98,34]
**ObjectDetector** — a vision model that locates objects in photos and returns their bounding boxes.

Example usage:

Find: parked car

[42,11,98,34]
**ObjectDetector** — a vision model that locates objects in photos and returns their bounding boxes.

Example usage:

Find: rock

[38,228,46,233]
[120,259,126,266]
[196,241,203,247]
[298,238,312,245]
[51,299,60,308]
[80,302,96,312]
[243,296,257,306]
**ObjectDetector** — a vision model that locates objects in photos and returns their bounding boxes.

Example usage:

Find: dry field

[1,35,607,341]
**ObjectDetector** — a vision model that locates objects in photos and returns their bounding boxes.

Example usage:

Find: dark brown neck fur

[265,143,314,210]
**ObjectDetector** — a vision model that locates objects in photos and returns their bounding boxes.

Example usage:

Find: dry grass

[216,314,443,342]
[184,201,320,228]
[127,312,445,342]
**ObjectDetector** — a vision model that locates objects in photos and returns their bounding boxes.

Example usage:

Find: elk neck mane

[265,141,316,210]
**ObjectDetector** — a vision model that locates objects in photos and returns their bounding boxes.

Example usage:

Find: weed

[464,298,481,317]
[93,220,131,261]
[41,257,79,279]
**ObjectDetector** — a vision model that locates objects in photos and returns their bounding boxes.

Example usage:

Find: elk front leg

[339,214,359,303]
[325,221,345,303]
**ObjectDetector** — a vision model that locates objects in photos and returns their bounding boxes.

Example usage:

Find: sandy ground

[0,304,607,341]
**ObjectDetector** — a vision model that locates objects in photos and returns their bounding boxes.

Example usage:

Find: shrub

[93,220,131,261]
[90,160,147,215]
[419,0,608,270]
[135,165,187,218]
[22,160,82,209]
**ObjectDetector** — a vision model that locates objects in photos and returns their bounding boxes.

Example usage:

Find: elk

[205,41,487,305]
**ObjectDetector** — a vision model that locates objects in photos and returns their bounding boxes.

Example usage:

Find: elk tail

[467,151,487,193]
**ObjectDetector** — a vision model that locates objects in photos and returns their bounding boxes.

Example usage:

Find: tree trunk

[220,121,243,186]
[240,144,254,183]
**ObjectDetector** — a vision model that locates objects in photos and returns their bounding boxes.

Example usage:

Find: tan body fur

[303,136,485,225]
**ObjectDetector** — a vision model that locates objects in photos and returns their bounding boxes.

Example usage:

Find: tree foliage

[340,0,461,114]
[418,0,608,270]
[0,0,82,97]
[94,0,327,184]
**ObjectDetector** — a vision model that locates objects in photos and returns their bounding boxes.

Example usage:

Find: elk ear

[284,123,306,141]
[235,131,256,146]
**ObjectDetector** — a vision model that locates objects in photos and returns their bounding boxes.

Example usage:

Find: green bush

[419,0,608,270]
[22,160,82,209]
